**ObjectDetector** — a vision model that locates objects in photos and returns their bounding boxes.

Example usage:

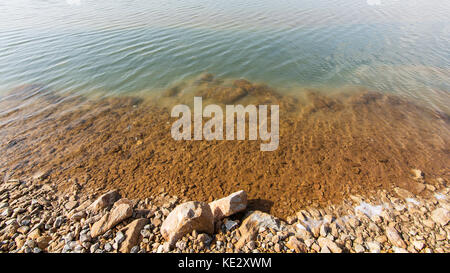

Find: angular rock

[411,169,424,180]
[88,190,121,213]
[431,208,449,226]
[91,198,133,238]
[36,236,52,249]
[394,187,414,199]
[235,211,286,249]
[285,236,307,253]
[160,201,214,247]
[317,237,342,253]
[119,218,149,253]
[65,201,78,211]
[385,226,406,248]
[209,190,247,221]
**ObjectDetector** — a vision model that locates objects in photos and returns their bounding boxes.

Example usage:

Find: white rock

[209,190,247,221]
[431,208,449,226]
[160,201,214,247]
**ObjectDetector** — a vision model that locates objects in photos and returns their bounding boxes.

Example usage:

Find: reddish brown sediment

[0,77,449,218]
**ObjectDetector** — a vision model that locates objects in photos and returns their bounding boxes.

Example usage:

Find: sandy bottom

[0,75,449,218]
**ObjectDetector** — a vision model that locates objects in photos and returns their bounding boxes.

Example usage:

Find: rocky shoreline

[0,171,449,253]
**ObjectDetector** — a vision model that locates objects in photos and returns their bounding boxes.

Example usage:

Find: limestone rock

[36,235,52,249]
[317,237,342,253]
[411,169,424,180]
[235,211,286,249]
[160,201,214,247]
[88,190,121,213]
[209,190,247,221]
[394,187,413,199]
[119,218,149,253]
[431,208,449,226]
[385,226,406,248]
[91,198,133,238]
[285,236,307,253]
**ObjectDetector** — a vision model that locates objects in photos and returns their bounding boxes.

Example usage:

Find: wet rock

[88,190,121,213]
[411,169,424,180]
[160,201,214,247]
[209,190,247,221]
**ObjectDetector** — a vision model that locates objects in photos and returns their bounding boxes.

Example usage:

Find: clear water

[0,0,449,111]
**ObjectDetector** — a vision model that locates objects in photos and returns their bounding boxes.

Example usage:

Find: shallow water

[1,0,449,112]
[0,1,449,217]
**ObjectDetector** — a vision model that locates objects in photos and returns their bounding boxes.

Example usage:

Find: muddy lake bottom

[0,77,449,218]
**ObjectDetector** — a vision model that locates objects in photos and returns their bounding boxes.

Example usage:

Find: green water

[0,0,449,112]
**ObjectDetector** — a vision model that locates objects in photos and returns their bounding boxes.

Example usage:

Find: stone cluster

[0,174,448,253]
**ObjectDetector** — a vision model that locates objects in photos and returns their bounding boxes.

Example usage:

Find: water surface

[1,0,449,112]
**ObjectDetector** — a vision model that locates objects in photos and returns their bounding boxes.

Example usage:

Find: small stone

[197,233,212,246]
[54,216,64,228]
[90,243,100,253]
[119,218,149,253]
[104,243,112,252]
[176,240,187,251]
[246,241,256,250]
[224,219,238,231]
[17,226,30,235]
[115,231,126,244]
[33,247,42,253]
[411,169,424,180]
[27,229,41,240]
